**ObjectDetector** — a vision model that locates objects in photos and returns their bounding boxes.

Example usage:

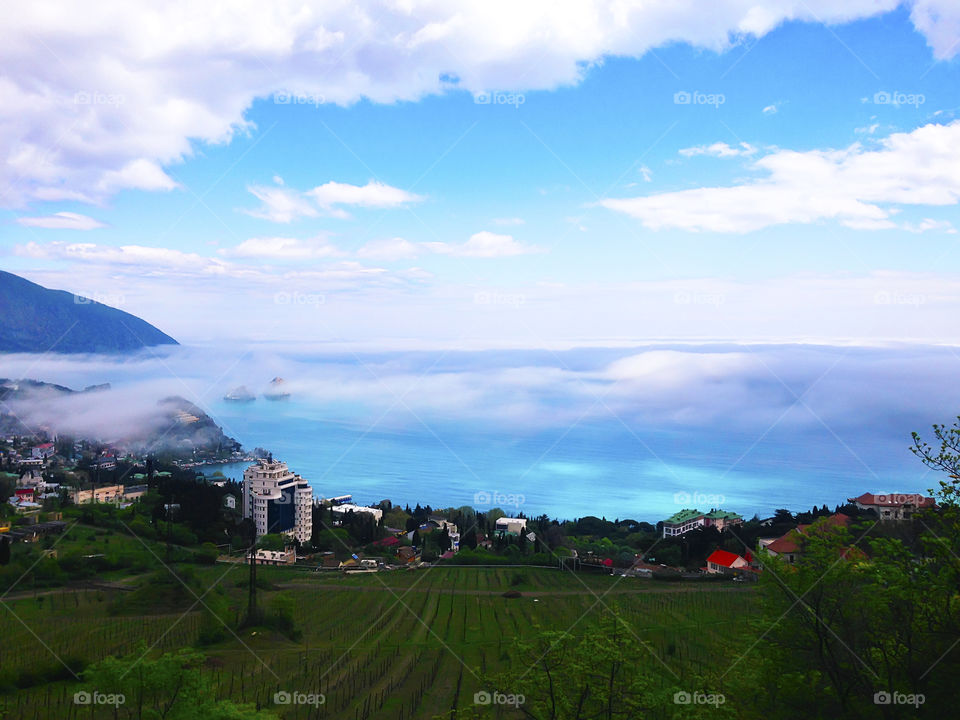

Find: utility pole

[247,541,258,624]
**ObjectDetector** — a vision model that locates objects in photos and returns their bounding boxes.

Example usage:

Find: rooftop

[706,549,745,568]
[664,509,703,525]
[704,509,742,520]
[848,492,935,508]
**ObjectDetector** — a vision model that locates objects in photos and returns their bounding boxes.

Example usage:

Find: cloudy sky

[2,1,960,348]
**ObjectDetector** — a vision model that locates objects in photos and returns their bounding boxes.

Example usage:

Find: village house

[702,509,743,532]
[495,517,527,535]
[72,484,146,505]
[760,513,852,564]
[662,509,704,537]
[31,442,55,460]
[847,492,935,520]
[705,549,751,574]
[250,547,296,565]
[330,503,383,522]
[18,457,43,471]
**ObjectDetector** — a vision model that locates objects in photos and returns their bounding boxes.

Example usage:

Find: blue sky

[2,1,959,346]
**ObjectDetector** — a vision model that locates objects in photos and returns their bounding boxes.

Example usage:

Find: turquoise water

[200,397,923,522]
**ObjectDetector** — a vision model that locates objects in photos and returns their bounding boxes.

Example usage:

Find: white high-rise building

[242,457,312,544]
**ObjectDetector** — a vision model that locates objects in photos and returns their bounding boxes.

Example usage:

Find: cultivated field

[0,555,757,719]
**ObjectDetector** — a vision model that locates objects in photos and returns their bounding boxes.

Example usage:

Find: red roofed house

[760,513,852,564]
[705,549,750,574]
[31,443,55,460]
[847,492,935,521]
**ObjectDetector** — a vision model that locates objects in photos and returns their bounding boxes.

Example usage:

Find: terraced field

[0,565,757,719]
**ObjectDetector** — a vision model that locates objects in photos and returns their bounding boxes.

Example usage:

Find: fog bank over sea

[2,342,953,521]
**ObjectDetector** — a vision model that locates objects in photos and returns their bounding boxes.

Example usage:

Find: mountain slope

[0,270,178,353]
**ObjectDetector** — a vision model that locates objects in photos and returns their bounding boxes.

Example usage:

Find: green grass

[0,561,756,719]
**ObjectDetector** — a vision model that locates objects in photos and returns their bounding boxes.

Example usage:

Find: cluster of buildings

[654,491,937,578]
[661,508,743,538]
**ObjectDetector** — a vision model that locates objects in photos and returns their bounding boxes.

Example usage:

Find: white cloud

[358,237,421,261]
[678,142,757,158]
[360,232,544,260]
[855,122,880,134]
[15,241,230,275]
[16,212,105,230]
[221,236,344,259]
[902,218,956,234]
[492,217,526,226]
[638,165,653,182]
[425,231,543,258]
[602,121,960,233]
[307,181,424,215]
[243,183,319,223]
[762,103,779,115]
[243,179,422,222]
[2,1,956,207]
[909,0,960,59]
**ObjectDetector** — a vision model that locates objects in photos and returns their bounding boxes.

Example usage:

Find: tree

[81,645,278,719]
[482,610,685,719]
[0,536,9,566]
[740,420,960,719]
[438,527,452,553]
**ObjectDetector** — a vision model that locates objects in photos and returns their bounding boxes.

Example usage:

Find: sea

[6,341,942,523]
[198,394,928,523]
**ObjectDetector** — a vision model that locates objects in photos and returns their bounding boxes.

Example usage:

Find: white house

[330,504,383,522]
[495,517,527,535]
